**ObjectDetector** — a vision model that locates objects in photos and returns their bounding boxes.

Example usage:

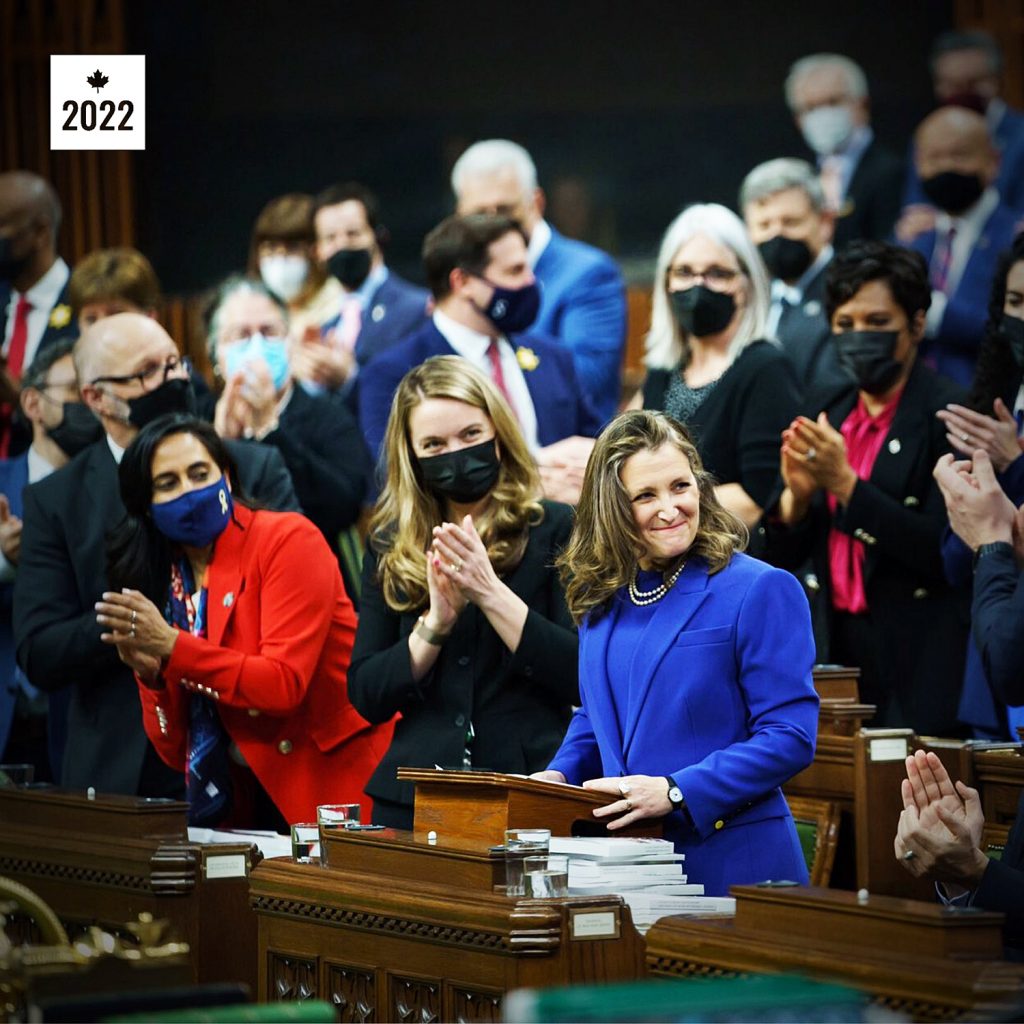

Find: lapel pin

[223,592,234,608]
[371,304,385,322]
[888,438,901,455]
[803,300,821,317]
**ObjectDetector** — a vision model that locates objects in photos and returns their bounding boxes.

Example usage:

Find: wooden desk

[249,828,646,1018]
[0,786,259,994]
[646,885,1024,1022]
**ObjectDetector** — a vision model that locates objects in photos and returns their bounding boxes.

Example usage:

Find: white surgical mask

[800,104,855,156]
[259,255,309,303]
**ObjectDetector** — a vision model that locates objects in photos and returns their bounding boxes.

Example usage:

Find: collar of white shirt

[106,433,126,465]
[27,444,60,484]
[433,308,499,358]
[23,257,70,313]
[526,219,553,269]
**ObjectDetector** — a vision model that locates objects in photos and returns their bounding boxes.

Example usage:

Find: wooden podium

[397,768,662,845]
[250,772,651,1016]
[646,885,1024,1021]
[0,785,259,994]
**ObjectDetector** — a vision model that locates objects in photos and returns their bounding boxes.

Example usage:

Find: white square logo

[50,54,146,151]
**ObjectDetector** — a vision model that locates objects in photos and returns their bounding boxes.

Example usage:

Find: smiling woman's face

[620,443,700,570]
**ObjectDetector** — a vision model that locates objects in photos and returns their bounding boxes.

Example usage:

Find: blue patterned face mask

[224,332,290,391]
[151,477,233,548]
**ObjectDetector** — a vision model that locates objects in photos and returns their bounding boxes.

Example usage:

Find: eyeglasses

[90,355,191,390]
[667,265,741,289]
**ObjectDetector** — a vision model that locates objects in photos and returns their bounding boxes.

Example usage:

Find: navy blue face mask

[151,477,233,548]
[475,278,541,334]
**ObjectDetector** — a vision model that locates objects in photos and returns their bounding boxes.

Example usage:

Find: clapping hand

[936,399,1022,473]
[431,515,500,607]
[933,451,1016,550]
[788,413,858,503]
[0,495,23,566]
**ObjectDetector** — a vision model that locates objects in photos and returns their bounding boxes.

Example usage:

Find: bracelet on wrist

[414,615,450,646]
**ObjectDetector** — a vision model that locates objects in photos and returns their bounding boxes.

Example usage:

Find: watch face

[668,786,684,804]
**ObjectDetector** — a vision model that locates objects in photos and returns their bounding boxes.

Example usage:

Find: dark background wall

[131,0,954,293]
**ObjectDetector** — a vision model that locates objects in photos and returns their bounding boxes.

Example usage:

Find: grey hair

[451,139,538,198]
[929,30,1003,76]
[785,54,869,110]
[644,203,771,371]
[204,275,288,364]
[739,158,826,213]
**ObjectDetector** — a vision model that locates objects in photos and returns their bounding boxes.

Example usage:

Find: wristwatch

[665,776,685,811]
[973,541,1014,571]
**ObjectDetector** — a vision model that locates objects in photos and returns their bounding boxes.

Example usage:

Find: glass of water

[504,828,551,896]
[317,803,361,829]
[524,854,569,898]
[290,822,320,862]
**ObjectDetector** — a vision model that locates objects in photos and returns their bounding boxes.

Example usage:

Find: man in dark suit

[359,214,603,504]
[741,157,849,393]
[452,139,626,423]
[0,171,77,457]
[14,314,299,797]
[297,182,429,402]
[908,106,1019,387]
[784,55,904,249]
[205,275,371,597]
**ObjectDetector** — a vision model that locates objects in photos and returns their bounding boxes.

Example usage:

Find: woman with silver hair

[643,203,801,530]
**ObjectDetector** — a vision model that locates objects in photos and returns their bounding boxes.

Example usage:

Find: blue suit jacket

[0,453,28,754]
[547,554,819,896]
[532,228,626,423]
[358,319,604,459]
[911,200,1021,386]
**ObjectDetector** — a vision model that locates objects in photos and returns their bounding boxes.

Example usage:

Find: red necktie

[486,339,517,415]
[6,295,32,381]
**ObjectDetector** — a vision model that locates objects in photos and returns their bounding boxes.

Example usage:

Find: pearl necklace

[628,559,687,607]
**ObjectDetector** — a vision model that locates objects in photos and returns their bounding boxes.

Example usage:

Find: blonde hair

[560,410,747,624]
[369,355,544,612]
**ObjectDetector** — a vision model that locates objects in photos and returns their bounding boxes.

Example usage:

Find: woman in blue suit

[534,410,819,896]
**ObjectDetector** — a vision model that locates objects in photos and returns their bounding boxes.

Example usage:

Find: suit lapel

[866,362,929,501]
[579,610,625,772]
[620,562,710,757]
[204,505,252,646]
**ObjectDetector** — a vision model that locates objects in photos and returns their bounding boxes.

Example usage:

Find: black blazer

[775,262,849,394]
[974,789,1024,958]
[643,341,802,511]
[348,500,579,811]
[762,360,969,735]
[833,139,904,250]
[12,438,300,795]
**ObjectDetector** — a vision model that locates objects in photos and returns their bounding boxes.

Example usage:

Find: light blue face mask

[223,332,290,391]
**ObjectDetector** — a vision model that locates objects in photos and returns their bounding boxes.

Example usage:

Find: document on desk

[188,826,292,859]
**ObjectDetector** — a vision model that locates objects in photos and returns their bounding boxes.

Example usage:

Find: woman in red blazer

[96,414,393,829]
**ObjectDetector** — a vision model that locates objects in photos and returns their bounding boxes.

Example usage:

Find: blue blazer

[547,554,819,896]
[533,228,626,423]
[358,319,604,459]
[0,453,28,754]
[910,201,1021,386]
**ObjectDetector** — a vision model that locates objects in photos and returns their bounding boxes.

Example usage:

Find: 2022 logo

[61,68,133,132]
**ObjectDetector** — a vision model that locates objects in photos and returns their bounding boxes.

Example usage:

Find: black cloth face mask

[46,401,104,457]
[418,438,500,504]
[328,247,372,289]
[920,171,985,216]
[758,236,814,282]
[1000,314,1024,369]
[670,285,736,338]
[833,330,903,395]
[126,377,197,429]
[0,235,29,284]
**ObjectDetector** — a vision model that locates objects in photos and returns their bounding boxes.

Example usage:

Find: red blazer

[137,505,394,824]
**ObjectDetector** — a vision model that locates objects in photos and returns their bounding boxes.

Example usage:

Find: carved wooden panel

[390,973,440,1024]
[450,985,502,1024]
[326,962,376,1023]
[268,951,318,1002]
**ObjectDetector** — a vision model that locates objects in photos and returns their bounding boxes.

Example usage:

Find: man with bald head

[908,105,1019,386]
[13,313,299,795]
[0,171,77,454]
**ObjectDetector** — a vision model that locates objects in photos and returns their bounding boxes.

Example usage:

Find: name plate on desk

[199,845,254,880]
[570,907,620,940]
[868,736,909,762]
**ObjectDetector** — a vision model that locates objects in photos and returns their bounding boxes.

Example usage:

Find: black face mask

[328,247,372,289]
[670,286,736,338]
[833,330,903,395]
[418,438,500,504]
[0,236,29,284]
[1000,314,1024,369]
[46,401,104,457]
[758,236,814,282]
[920,171,985,215]
[126,377,197,429]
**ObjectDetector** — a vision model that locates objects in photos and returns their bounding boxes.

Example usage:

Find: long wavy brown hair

[369,355,544,612]
[560,410,747,624]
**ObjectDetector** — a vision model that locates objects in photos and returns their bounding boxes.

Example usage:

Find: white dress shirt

[926,187,1000,336]
[2,258,70,372]
[432,309,540,452]
[0,444,61,582]
[526,219,552,269]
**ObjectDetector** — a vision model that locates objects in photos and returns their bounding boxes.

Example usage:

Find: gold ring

[132,610,138,626]
[624,798,633,811]
[455,560,463,572]
[961,433,970,443]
